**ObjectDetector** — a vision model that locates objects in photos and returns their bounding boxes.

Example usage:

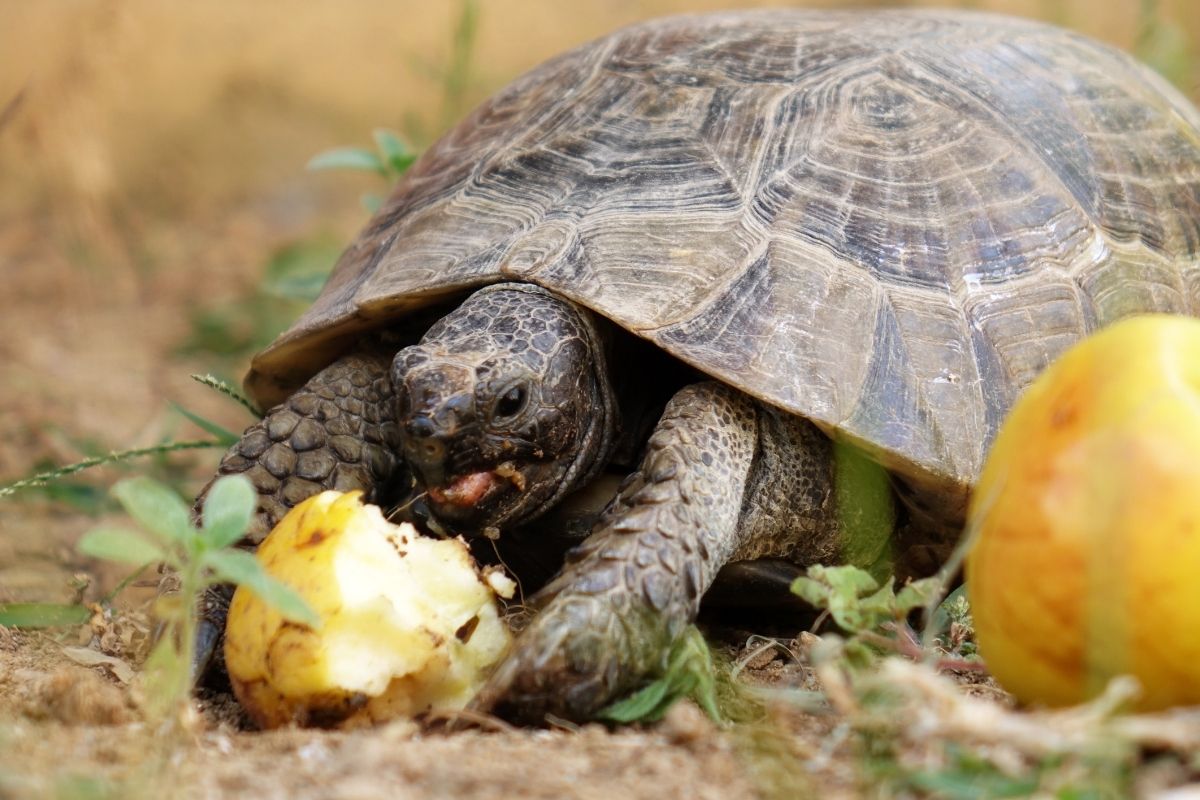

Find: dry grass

[1,0,1196,239]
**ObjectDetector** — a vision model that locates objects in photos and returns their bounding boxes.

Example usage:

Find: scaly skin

[185,285,854,718]
[391,283,616,534]
[176,353,404,681]
[470,382,843,721]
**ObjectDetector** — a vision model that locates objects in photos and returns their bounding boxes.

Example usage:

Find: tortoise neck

[498,284,620,509]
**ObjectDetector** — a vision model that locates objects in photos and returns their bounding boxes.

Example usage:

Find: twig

[865,659,1144,757]
[0,440,219,498]
[425,706,518,734]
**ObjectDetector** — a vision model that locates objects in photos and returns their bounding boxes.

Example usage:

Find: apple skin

[966,314,1200,711]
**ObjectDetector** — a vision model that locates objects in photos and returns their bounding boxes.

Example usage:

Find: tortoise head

[391,283,616,535]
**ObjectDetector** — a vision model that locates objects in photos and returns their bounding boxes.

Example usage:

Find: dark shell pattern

[247,10,1200,502]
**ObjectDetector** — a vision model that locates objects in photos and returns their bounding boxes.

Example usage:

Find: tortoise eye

[494,385,528,420]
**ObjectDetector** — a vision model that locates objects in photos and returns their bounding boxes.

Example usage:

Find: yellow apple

[224,490,515,729]
[967,314,1200,711]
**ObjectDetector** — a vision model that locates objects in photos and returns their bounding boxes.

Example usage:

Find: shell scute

[247,10,1200,499]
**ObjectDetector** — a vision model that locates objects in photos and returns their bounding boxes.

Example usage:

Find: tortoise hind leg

[165,351,405,684]
[472,381,849,722]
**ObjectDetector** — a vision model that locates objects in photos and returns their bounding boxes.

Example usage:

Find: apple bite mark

[223,490,516,729]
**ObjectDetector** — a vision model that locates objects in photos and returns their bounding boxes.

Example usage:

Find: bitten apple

[224,490,515,729]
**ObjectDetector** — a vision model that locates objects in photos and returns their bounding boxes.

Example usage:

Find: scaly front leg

[164,352,405,682]
[474,381,844,722]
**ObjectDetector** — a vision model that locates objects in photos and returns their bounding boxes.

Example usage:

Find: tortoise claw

[470,593,668,724]
[151,578,233,689]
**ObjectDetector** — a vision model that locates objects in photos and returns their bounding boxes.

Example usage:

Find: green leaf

[388,153,416,177]
[202,549,320,628]
[790,575,831,608]
[904,745,1043,799]
[139,636,188,718]
[822,563,881,598]
[894,577,941,615]
[360,193,384,214]
[307,146,386,176]
[111,476,194,546]
[0,603,91,628]
[78,526,169,566]
[200,475,256,548]
[259,240,340,304]
[833,440,896,576]
[852,578,900,623]
[170,402,238,446]
[600,679,671,723]
[373,129,417,176]
[906,768,1040,799]
[373,128,406,161]
[792,565,896,635]
[597,625,719,724]
[931,584,972,635]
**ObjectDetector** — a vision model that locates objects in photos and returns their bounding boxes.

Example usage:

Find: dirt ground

[0,626,766,800]
[0,497,839,800]
[3,2,1200,799]
[0,213,805,799]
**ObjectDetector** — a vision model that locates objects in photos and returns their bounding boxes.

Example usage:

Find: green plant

[0,441,220,502]
[189,373,261,417]
[833,441,896,578]
[306,0,481,211]
[835,660,1149,799]
[598,625,721,724]
[1136,0,1193,91]
[791,565,941,665]
[0,374,261,520]
[0,603,92,628]
[793,565,938,638]
[929,584,976,659]
[307,129,418,212]
[404,0,482,145]
[437,0,480,132]
[179,236,344,362]
[76,475,317,721]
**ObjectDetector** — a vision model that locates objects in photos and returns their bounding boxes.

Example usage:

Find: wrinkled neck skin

[391,283,618,538]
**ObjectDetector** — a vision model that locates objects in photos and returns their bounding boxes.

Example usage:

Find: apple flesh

[223,490,515,729]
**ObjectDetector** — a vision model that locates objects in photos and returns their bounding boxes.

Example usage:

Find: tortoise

[192,9,1200,722]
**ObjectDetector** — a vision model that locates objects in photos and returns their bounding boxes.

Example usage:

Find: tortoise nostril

[407,416,437,439]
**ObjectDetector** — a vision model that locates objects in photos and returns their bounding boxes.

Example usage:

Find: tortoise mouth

[427,470,504,508]
[420,461,528,528]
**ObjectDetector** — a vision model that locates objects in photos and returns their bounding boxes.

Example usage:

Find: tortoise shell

[245,9,1200,510]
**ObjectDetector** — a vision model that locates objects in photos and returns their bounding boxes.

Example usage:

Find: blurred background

[0,0,1197,501]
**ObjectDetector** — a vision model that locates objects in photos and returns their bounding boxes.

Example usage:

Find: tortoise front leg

[473,381,845,722]
[178,352,405,682]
